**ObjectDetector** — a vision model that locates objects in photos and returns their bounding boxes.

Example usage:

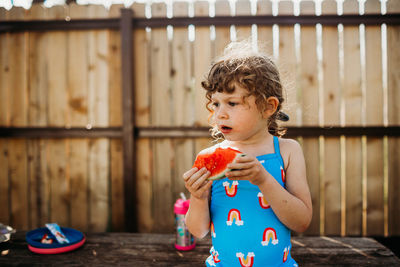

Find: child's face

[210,84,270,142]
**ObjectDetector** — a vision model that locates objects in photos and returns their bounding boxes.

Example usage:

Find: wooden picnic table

[0,232,399,266]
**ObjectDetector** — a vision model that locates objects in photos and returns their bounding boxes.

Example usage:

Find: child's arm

[226,139,312,233]
[182,167,213,238]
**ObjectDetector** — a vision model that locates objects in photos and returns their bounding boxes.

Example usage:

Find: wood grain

[321,0,341,236]
[1,233,399,266]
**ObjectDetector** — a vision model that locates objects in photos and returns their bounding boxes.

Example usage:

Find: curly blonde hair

[201,41,287,138]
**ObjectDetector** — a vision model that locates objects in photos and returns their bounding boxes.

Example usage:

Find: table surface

[1,232,399,266]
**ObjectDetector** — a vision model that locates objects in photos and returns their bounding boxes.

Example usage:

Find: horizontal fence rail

[1,14,400,33]
[135,14,400,28]
[1,126,400,138]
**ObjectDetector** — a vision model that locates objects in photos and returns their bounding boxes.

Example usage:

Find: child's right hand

[183,167,213,200]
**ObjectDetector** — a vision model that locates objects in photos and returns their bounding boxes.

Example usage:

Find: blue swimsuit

[206,136,298,267]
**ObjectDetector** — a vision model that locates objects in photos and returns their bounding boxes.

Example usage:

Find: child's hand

[183,167,213,200]
[225,155,268,186]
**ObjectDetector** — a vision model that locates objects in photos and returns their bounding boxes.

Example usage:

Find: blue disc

[26,227,84,249]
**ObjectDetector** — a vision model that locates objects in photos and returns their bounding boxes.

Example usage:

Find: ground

[375,236,400,258]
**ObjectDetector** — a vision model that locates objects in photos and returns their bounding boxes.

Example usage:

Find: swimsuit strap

[273,136,285,168]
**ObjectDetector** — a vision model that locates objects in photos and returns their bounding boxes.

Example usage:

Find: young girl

[183,41,312,266]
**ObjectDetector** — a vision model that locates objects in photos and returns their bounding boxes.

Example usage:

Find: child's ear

[263,96,279,118]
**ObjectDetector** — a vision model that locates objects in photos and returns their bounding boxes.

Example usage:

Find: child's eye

[228,101,237,106]
[212,102,219,108]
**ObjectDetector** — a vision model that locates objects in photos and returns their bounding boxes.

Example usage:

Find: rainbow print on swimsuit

[210,221,216,238]
[281,166,286,183]
[261,227,279,246]
[211,248,221,263]
[226,209,244,226]
[223,181,238,197]
[283,246,290,262]
[257,192,270,209]
[236,252,255,267]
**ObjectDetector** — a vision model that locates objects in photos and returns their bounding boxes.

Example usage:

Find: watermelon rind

[207,153,246,181]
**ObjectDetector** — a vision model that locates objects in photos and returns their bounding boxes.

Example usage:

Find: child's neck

[222,132,275,157]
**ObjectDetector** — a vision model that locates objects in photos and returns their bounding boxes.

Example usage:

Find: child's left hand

[225,155,268,186]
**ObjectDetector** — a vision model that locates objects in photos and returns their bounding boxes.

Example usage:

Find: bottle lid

[174,199,190,214]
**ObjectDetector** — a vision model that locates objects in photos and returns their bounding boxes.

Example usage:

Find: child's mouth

[220,126,232,133]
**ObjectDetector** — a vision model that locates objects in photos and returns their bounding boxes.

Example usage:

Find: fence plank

[87,5,110,232]
[278,0,297,127]
[299,1,318,126]
[26,4,48,229]
[132,2,153,232]
[366,137,384,235]
[365,0,384,236]
[235,0,252,40]
[0,7,10,226]
[137,136,153,232]
[9,139,28,230]
[193,0,213,203]
[343,0,363,236]
[133,3,149,128]
[88,138,109,231]
[47,139,69,226]
[172,1,195,202]
[38,140,49,227]
[0,8,8,127]
[109,4,125,232]
[387,0,400,236]
[151,134,173,232]
[8,7,28,127]
[214,0,231,58]
[387,0,400,127]
[0,41,7,125]
[256,0,273,56]
[88,5,109,128]
[150,3,171,127]
[45,6,70,229]
[323,137,342,236]
[68,3,88,127]
[151,2,174,232]
[66,3,89,232]
[0,140,9,225]
[109,146,124,229]
[388,137,400,236]
[195,1,216,161]
[110,138,124,231]
[27,4,47,127]
[47,6,67,127]
[68,139,88,231]
[7,7,29,230]
[172,1,192,127]
[321,0,340,127]
[194,1,211,128]
[109,5,123,128]
[299,0,320,236]
[27,139,50,228]
[321,0,341,236]
[27,139,38,229]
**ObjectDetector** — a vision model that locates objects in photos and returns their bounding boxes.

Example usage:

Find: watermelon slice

[192,146,245,181]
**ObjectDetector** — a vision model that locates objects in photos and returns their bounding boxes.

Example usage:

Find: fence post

[120,8,136,232]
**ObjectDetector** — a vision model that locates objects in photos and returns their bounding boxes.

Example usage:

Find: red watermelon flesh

[192,147,245,180]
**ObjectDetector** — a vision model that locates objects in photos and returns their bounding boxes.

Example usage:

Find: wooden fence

[0,0,399,237]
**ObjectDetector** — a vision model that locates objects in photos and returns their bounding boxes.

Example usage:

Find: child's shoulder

[278,137,302,151]
[277,137,304,166]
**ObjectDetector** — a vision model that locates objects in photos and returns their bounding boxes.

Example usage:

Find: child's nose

[216,106,228,119]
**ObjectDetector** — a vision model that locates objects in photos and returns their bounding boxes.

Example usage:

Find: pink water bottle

[174,193,196,251]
